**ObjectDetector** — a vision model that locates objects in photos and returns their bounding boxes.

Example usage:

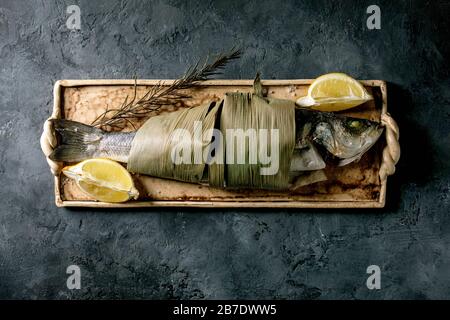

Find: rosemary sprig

[92,48,241,131]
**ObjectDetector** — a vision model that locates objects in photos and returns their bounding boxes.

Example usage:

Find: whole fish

[49,108,383,185]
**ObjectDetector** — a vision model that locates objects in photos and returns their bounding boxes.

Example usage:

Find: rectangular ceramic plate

[50,79,389,208]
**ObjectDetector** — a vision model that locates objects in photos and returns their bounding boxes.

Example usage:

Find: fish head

[311,114,384,161]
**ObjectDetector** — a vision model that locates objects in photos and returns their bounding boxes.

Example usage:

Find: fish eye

[349,120,362,128]
[344,119,367,133]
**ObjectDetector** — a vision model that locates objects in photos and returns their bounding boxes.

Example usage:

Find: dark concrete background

[0,0,449,299]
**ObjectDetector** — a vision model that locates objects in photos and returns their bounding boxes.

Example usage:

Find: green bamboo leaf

[127,101,220,183]
[220,92,295,189]
[127,76,296,190]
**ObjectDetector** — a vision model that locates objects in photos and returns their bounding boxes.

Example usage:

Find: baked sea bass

[49,81,383,190]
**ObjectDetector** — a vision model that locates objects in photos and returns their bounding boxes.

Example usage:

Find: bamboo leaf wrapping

[127,101,220,183]
[127,78,296,190]
[219,92,296,189]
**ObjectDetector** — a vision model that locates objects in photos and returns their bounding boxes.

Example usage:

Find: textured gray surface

[0,0,449,299]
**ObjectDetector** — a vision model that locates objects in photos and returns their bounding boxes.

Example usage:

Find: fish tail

[49,119,103,162]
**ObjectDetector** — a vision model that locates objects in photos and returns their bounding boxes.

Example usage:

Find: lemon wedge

[296,73,373,112]
[62,158,139,203]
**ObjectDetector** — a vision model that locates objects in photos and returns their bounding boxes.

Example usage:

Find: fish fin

[338,153,363,166]
[49,119,103,162]
[290,143,326,172]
